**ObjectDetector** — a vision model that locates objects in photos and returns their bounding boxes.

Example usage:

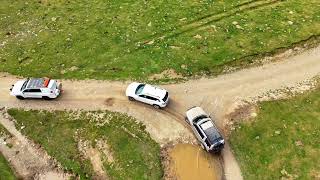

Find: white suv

[126,82,169,109]
[10,78,62,100]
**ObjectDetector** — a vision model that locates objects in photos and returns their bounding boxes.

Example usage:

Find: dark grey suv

[185,106,225,153]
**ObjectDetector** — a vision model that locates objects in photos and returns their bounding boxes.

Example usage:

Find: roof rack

[26,78,51,89]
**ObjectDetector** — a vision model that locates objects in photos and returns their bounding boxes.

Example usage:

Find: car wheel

[128,96,135,101]
[153,104,161,109]
[42,96,51,100]
[16,96,24,100]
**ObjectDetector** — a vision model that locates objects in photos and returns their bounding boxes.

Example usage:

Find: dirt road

[0,46,320,179]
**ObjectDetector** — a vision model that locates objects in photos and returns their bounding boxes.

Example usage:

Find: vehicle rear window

[135,84,145,94]
[50,82,57,90]
[162,92,168,101]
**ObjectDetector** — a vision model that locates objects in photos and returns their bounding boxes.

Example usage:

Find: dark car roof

[26,78,51,89]
[199,120,222,145]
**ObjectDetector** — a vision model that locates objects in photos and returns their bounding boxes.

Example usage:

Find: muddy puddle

[169,144,222,180]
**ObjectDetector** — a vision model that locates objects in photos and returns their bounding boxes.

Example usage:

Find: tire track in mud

[138,0,257,42]
[173,0,283,37]
[137,0,283,45]
[162,108,192,133]
[108,97,193,133]
[180,0,257,26]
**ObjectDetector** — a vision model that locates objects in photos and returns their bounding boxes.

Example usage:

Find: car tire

[42,96,52,100]
[16,96,24,100]
[153,104,161,109]
[128,96,135,101]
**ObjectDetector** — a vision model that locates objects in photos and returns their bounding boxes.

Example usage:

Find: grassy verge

[230,86,320,179]
[0,123,10,138]
[0,152,16,180]
[7,109,162,180]
[0,124,16,180]
[0,0,319,80]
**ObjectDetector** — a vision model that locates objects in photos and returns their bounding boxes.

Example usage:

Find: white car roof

[186,106,208,123]
[142,84,167,99]
[200,120,213,130]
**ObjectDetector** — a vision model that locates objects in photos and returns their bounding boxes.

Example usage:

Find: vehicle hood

[10,80,25,95]
[186,106,208,123]
[126,82,141,96]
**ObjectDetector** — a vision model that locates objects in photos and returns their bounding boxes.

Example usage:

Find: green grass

[0,123,10,138]
[0,123,13,149]
[0,0,319,80]
[7,109,162,180]
[230,87,320,179]
[0,152,16,180]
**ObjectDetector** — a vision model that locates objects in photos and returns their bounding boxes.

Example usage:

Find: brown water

[169,144,222,180]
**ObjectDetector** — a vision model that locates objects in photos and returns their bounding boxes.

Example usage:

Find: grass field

[230,86,320,179]
[8,109,162,180]
[0,0,319,80]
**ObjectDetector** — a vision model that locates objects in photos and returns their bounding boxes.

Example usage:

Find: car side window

[23,89,30,93]
[194,124,205,138]
[204,138,211,146]
[146,96,158,101]
[139,95,146,98]
[29,89,41,93]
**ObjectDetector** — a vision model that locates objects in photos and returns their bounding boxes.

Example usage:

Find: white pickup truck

[10,78,62,100]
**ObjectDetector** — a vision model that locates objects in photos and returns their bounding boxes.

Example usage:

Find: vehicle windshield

[135,84,145,95]
[20,79,29,91]
[50,81,57,90]
[193,115,208,124]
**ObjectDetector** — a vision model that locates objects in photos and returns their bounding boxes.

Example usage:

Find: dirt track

[0,46,320,179]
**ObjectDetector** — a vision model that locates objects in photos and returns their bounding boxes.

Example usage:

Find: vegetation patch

[0,123,10,138]
[0,0,319,80]
[7,109,163,180]
[230,86,320,179]
[0,152,16,180]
